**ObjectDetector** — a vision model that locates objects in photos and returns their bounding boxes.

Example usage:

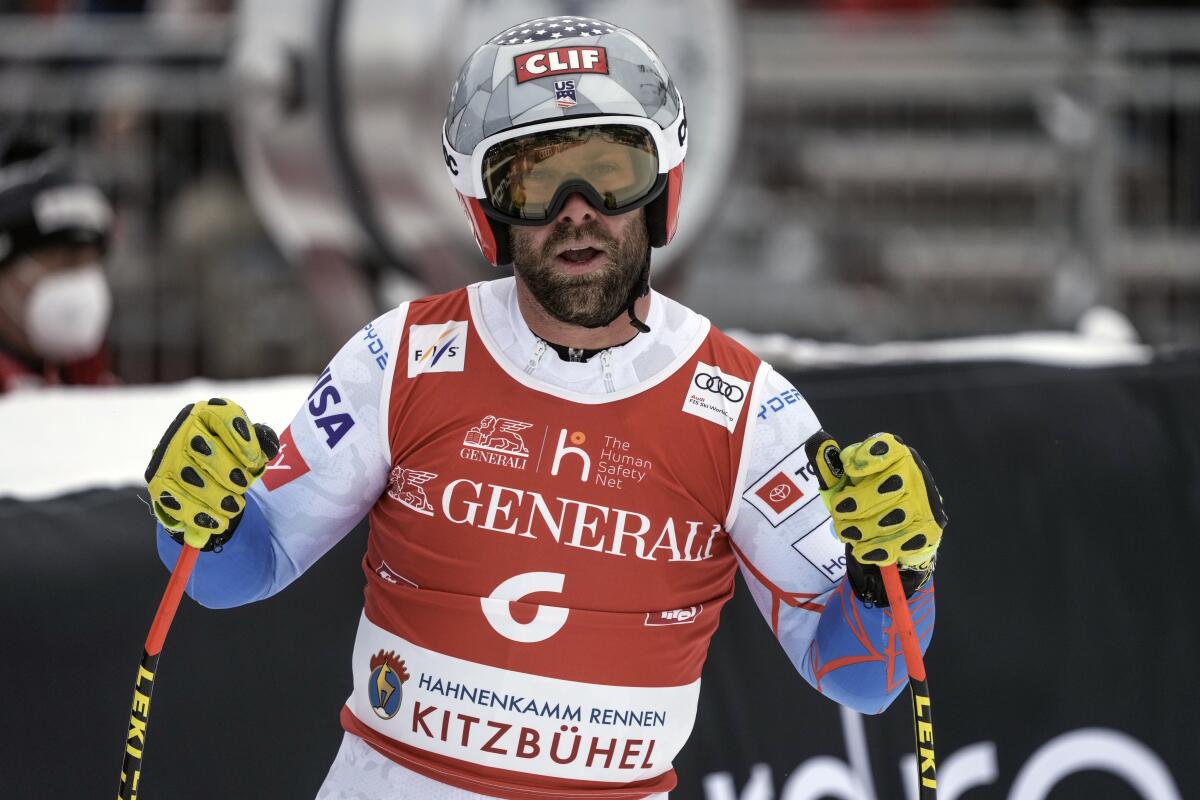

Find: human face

[510,193,648,329]
[0,243,108,358]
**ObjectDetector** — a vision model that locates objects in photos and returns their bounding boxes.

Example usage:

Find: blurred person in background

[0,132,117,391]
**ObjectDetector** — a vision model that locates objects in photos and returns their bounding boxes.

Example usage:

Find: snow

[0,322,1154,501]
[732,329,1150,370]
[0,376,312,501]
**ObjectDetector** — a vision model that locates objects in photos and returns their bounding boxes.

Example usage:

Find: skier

[0,132,116,392]
[145,17,947,799]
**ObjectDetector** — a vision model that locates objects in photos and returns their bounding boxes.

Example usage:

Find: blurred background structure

[3,4,1199,800]
[1,0,1198,384]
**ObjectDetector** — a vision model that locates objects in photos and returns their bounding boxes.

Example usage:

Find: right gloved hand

[145,398,279,551]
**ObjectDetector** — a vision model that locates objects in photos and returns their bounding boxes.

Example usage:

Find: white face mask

[23,262,112,361]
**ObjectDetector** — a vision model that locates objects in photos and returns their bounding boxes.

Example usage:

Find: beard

[510,213,649,329]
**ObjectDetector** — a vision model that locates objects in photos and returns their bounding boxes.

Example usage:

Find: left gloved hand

[144,398,278,551]
[805,431,947,570]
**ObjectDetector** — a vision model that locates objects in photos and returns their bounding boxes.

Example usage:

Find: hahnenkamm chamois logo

[367,650,410,720]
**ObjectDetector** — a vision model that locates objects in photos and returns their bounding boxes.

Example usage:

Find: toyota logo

[694,373,745,403]
[768,484,791,502]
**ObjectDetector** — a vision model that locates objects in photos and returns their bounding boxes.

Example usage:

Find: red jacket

[0,343,117,393]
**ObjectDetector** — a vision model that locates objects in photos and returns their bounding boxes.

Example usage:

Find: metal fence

[0,13,326,383]
[2,8,1198,382]
[683,8,1200,345]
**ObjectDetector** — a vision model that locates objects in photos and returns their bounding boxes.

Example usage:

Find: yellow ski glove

[806,431,946,570]
[145,398,279,550]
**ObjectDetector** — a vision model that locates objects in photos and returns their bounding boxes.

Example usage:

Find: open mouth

[555,246,606,271]
[558,246,603,263]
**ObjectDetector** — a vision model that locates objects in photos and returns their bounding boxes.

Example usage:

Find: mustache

[539,220,619,259]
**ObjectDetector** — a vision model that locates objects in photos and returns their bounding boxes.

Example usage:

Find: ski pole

[809,432,938,799]
[117,542,199,799]
[881,563,937,799]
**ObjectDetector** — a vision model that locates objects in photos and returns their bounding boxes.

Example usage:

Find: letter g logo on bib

[481,572,569,643]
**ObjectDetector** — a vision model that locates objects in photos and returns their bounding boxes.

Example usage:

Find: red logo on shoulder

[755,472,803,515]
[514,47,608,84]
[261,427,310,491]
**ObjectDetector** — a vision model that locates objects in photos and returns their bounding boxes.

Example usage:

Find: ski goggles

[478,121,666,225]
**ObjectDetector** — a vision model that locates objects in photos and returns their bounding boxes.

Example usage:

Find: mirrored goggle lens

[481,124,660,221]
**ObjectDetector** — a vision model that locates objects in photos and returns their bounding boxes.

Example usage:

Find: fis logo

[645,605,703,626]
[408,321,468,377]
[367,650,410,720]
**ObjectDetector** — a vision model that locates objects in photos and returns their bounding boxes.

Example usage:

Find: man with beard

[144,17,947,799]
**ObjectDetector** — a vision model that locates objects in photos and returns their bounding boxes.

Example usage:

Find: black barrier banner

[676,355,1200,800]
[2,355,1197,798]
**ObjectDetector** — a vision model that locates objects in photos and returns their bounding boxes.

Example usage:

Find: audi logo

[694,373,744,402]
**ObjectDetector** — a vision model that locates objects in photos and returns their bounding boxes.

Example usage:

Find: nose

[554,192,597,226]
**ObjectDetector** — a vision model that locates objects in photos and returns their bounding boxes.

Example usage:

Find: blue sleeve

[799,579,935,715]
[155,492,290,609]
[730,365,937,716]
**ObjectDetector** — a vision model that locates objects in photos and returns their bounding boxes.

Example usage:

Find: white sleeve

[727,367,844,648]
[246,305,403,586]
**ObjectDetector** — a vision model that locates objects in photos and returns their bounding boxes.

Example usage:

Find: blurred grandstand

[1,0,1197,383]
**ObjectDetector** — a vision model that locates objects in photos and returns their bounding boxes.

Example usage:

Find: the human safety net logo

[408,321,468,378]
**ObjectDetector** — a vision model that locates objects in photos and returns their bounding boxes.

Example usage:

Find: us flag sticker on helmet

[554,80,578,108]
[514,47,609,83]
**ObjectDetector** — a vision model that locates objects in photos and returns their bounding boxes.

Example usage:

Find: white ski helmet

[442,16,687,267]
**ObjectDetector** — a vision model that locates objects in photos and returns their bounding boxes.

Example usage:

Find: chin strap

[626,301,650,334]
[625,247,652,333]
[583,245,651,334]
